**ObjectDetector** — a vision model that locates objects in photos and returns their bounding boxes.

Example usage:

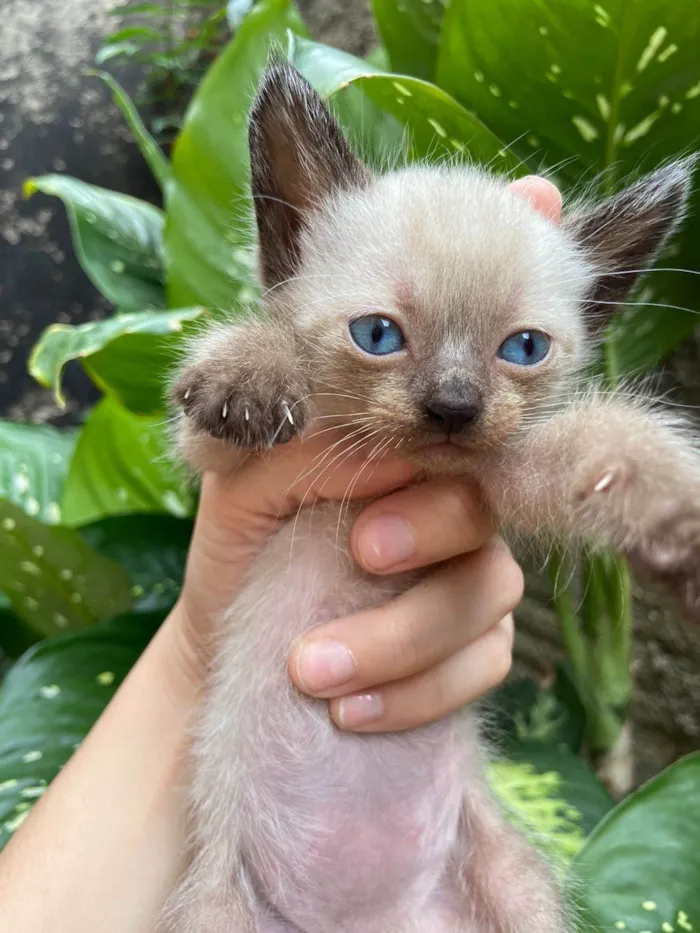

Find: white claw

[284,403,294,426]
[593,470,615,493]
[184,387,191,400]
[222,401,228,419]
[244,405,250,422]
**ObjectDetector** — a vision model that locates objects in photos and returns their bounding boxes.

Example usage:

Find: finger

[507,175,562,222]
[289,540,524,698]
[330,614,515,732]
[196,439,415,542]
[351,478,494,574]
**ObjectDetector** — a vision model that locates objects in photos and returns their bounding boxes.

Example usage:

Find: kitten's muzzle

[423,385,483,436]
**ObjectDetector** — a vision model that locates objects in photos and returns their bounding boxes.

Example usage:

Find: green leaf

[95,41,141,63]
[107,1,163,13]
[0,612,161,850]
[573,753,700,933]
[0,422,77,524]
[509,740,615,838]
[371,0,445,81]
[165,0,306,309]
[29,307,206,412]
[488,741,614,873]
[0,499,132,643]
[289,35,522,169]
[88,70,171,189]
[80,514,191,612]
[102,25,162,43]
[436,0,700,373]
[61,398,194,526]
[24,175,165,311]
[606,283,700,377]
[488,672,586,755]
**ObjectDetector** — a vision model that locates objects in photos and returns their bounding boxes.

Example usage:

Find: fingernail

[295,639,356,692]
[337,693,384,729]
[357,515,416,570]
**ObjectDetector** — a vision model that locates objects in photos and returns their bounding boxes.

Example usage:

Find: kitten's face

[269,168,594,471]
[250,64,689,472]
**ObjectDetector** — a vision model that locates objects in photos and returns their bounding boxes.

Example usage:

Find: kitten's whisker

[335,435,394,554]
[287,425,377,493]
[285,428,380,565]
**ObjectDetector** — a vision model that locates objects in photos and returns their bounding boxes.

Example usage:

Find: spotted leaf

[24,175,165,311]
[573,752,700,933]
[0,612,161,850]
[289,34,524,170]
[60,397,194,527]
[0,422,77,525]
[0,499,132,648]
[80,513,192,613]
[29,307,205,412]
[371,0,446,81]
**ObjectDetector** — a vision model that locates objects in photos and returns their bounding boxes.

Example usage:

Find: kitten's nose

[424,388,483,434]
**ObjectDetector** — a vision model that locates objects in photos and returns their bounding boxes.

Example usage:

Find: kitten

[165,62,698,933]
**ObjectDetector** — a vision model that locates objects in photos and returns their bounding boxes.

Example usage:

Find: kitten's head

[249,63,692,471]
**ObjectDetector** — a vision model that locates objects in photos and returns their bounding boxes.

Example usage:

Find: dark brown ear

[563,158,695,330]
[248,62,369,288]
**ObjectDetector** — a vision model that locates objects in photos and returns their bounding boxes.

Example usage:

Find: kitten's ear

[248,62,369,287]
[563,158,695,330]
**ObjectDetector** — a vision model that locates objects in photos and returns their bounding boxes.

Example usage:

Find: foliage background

[1,0,700,928]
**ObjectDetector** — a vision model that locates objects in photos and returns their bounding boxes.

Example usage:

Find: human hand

[172,175,562,731]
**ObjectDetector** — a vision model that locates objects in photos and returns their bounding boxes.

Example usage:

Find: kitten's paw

[172,364,310,448]
[630,501,700,621]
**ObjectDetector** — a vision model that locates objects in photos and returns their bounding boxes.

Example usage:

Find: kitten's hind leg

[448,783,571,933]
[483,394,700,621]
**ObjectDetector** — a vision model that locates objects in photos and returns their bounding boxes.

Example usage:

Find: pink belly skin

[190,502,482,933]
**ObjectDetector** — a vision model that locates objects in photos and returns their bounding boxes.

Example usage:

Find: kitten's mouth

[419,439,466,459]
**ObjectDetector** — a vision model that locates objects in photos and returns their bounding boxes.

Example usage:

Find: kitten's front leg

[484,396,700,618]
[171,320,311,451]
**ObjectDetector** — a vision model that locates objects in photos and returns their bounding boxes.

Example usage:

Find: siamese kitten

[165,62,698,933]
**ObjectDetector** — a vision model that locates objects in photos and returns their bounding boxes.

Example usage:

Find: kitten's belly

[221,502,465,933]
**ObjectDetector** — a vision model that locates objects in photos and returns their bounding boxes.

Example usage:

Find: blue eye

[349,316,405,355]
[497,330,550,366]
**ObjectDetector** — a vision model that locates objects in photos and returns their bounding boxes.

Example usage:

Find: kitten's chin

[407,440,480,475]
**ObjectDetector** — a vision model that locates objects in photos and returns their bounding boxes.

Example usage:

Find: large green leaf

[0,422,78,524]
[29,307,206,412]
[24,176,166,311]
[61,398,194,526]
[164,0,305,309]
[573,753,700,933]
[489,670,586,756]
[80,514,191,613]
[509,740,614,838]
[0,613,161,849]
[371,0,445,81]
[437,0,700,182]
[436,0,700,375]
[0,499,132,646]
[88,70,171,190]
[290,35,523,170]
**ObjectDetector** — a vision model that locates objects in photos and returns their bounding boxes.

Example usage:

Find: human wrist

[155,600,210,704]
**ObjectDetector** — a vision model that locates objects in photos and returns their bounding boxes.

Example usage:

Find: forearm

[0,604,199,933]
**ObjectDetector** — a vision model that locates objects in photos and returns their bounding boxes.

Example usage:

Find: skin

[0,176,560,933]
